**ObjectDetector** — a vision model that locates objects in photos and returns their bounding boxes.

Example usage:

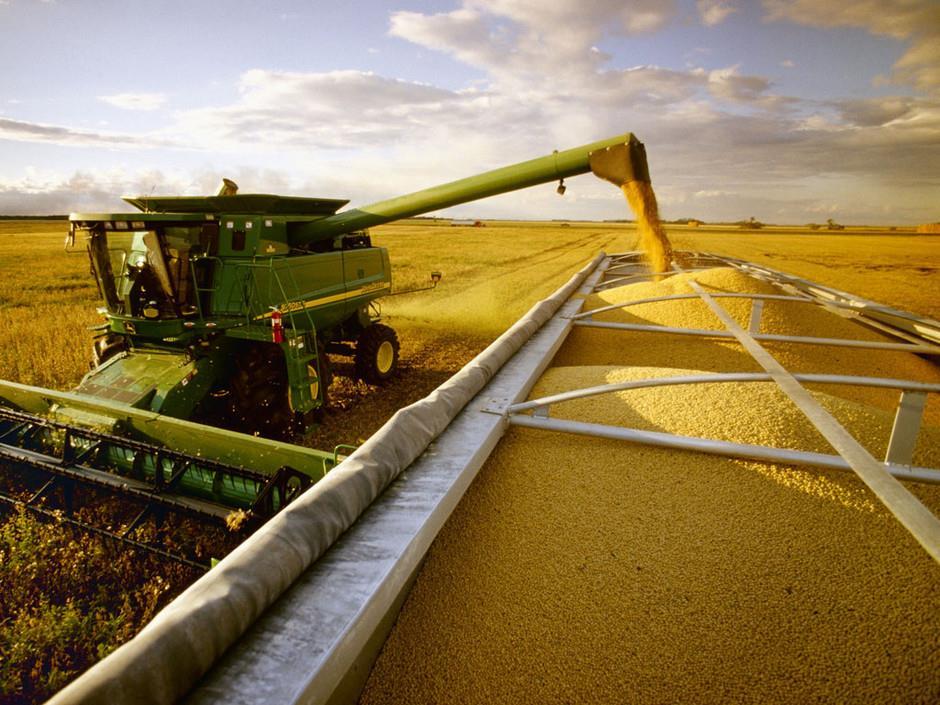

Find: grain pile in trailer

[360,266,940,704]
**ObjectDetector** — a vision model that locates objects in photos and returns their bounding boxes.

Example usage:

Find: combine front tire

[229,343,293,438]
[355,324,399,384]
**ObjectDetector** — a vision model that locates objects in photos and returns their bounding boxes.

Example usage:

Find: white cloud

[0,117,157,147]
[168,70,469,150]
[780,59,795,68]
[390,0,678,91]
[469,0,677,37]
[389,8,509,75]
[0,169,170,214]
[386,1,778,117]
[697,1,739,27]
[694,189,732,198]
[707,65,772,102]
[795,114,841,132]
[762,0,934,41]
[834,97,922,127]
[98,92,167,111]
[0,166,318,215]
[763,0,940,93]
[3,89,939,223]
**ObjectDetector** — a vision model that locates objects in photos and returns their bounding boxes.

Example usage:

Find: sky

[0,0,938,224]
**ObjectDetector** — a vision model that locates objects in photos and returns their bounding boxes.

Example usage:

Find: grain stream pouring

[589,136,674,274]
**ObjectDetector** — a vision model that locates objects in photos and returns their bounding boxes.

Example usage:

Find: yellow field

[0,219,937,449]
[372,220,630,338]
[378,221,940,329]
[0,221,99,389]
[665,224,940,321]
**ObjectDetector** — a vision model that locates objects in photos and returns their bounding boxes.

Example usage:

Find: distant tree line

[806,218,844,230]
[0,215,68,220]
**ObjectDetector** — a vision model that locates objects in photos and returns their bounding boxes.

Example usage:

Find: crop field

[1,219,937,431]
[0,218,938,702]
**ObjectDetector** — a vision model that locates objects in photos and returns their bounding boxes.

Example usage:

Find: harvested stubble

[360,266,940,704]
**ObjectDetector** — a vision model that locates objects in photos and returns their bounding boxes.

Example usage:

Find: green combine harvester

[0,133,650,563]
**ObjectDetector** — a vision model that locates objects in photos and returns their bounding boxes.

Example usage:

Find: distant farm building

[451,219,485,227]
[917,223,940,233]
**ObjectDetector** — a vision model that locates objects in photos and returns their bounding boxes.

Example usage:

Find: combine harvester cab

[42,138,940,704]
[68,189,385,434]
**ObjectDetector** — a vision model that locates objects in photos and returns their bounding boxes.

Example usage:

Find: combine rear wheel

[355,324,399,384]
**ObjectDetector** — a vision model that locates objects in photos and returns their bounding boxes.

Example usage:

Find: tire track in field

[416,230,623,307]
[423,230,619,296]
